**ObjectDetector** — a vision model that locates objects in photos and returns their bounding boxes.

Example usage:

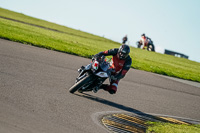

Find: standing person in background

[122,35,128,44]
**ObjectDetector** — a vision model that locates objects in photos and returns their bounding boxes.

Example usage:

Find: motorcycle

[136,41,155,52]
[69,56,112,93]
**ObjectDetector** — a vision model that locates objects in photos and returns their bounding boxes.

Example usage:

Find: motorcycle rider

[93,44,132,94]
[139,33,148,49]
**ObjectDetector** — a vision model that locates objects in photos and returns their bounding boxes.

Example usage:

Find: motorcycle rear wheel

[69,74,92,93]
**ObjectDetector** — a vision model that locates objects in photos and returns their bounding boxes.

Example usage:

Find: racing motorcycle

[136,41,155,52]
[69,56,112,93]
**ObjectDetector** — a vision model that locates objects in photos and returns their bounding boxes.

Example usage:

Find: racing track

[0,39,200,133]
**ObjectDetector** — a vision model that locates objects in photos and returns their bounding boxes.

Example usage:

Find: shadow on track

[73,92,168,122]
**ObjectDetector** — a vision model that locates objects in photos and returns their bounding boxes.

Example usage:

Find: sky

[1,0,200,62]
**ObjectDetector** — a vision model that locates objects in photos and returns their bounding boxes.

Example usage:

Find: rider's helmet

[141,33,145,37]
[117,45,130,60]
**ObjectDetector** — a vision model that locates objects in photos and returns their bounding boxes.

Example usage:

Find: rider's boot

[93,84,109,93]
[100,84,109,90]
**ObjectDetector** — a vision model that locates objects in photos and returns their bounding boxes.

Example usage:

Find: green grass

[0,7,200,82]
[146,122,200,133]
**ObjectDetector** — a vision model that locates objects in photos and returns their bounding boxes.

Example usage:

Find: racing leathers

[140,36,148,49]
[95,48,132,94]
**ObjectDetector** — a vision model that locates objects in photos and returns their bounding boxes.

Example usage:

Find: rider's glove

[93,52,103,61]
[92,54,98,61]
[94,54,100,59]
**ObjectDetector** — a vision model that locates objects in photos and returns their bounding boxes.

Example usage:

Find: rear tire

[69,74,92,93]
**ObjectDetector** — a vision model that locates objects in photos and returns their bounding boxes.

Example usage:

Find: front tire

[69,74,92,93]
[147,44,155,52]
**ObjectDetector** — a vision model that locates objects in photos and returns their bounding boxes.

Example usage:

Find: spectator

[122,35,128,44]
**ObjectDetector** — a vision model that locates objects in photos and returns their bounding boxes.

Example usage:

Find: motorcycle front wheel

[147,44,155,52]
[69,74,93,93]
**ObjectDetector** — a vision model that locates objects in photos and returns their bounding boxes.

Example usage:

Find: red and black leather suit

[96,48,132,94]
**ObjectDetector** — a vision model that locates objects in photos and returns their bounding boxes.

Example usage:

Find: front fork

[76,63,92,83]
[77,64,109,92]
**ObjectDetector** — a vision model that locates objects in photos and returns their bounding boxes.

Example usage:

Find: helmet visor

[119,51,128,59]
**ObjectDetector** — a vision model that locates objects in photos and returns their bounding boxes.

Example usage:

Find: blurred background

[1,0,199,62]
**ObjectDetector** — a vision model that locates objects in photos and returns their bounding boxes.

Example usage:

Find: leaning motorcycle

[136,41,155,52]
[69,56,112,93]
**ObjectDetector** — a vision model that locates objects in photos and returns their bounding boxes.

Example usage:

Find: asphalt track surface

[0,39,200,133]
